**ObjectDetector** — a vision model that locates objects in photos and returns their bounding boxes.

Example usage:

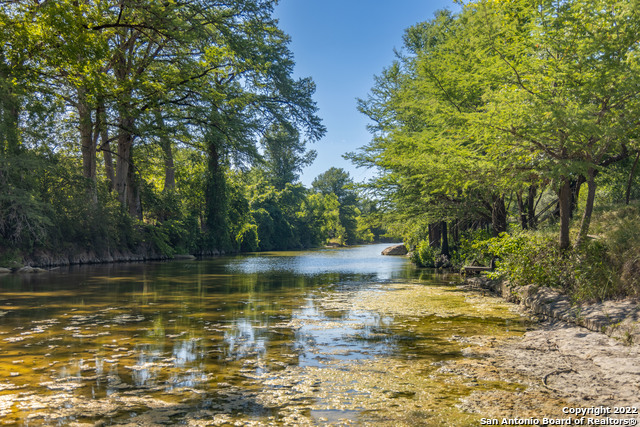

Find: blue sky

[273,0,455,186]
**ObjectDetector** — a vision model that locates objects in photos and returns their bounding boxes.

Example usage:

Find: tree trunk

[97,101,115,192]
[575,168,597,248]
[569,176,585,219]
[115,112,139,217]
[113,41,140,218]
[491,195,507,236]
[625,151,640,205]
[558,178,572,250]
[452,219,459,245]
[77,86,97,203]
[526,184,537,230]
[440,221,449,257]
[154,111,175,192]
[204,136,229,249]
[517,191,527,230]
[429,223,441,248]
[127,156,142,219]
[0,57,20,154]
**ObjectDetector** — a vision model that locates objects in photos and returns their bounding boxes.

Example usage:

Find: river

[0,244,531,425]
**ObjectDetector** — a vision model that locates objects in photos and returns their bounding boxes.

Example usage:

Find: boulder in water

[381,244,408,256]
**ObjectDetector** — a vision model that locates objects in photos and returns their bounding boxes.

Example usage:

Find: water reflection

[224,319,267,360]
[228,245,411,280]
[0,244,526,425]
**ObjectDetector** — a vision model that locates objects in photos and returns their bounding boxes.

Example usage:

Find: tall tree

[261,124,316,190]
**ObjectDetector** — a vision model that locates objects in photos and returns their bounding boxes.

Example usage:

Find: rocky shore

[0,249,220,272]
[463,276,640,344]
[455,276,640,420]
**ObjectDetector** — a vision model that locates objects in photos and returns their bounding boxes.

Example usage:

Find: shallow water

[0,244,530,425]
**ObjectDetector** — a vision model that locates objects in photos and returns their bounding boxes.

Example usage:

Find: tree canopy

[351,0,640,251]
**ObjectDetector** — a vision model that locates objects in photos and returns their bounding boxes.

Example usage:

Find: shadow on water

[0,244,528,425]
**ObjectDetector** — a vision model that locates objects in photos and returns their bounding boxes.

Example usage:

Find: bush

[0,248,22,269]
[410,241,438,268]
[572,240,620,302]
[451,229,494,269]
[590,204,640,297]
[485,232,574,291]
[235,223,259,252]
[483,231,625,302]
[143,223,175,257]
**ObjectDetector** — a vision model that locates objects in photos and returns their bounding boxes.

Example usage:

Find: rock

[173,254,196,260]
[381,244,408,256]
[434,254,451,268]
[0,267,11,274]
[17,266,47,274]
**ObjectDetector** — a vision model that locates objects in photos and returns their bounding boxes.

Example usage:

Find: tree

[462,0,640,248]
[261,124,316,190]
[312,168,359,245]
[352,0,640,252]
[350,9,507,245]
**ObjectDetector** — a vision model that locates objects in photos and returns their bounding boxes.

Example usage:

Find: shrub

[410,240,437,268]
[453,229,494,269]
[485,232,574,291]
[572,240,621,302]
[483,231,625,302]
[590,204,640,297]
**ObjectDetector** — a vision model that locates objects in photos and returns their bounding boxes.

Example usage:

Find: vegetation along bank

[3,0,640,311]
[352,0,640,305]
[0,1,392,269]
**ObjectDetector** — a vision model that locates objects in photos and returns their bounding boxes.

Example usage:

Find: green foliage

[481,231,623,302]
[235,222,259,252]
[260,124,316,190]
[249,184,305,251]
[484,232,574,290]
[353,0,640,255]
[410,241,438,268]
[590,204,640,297]
[142,223,175,258]
[311,167,360,245]
[0,153,52,247]
[0,248,22,269]
[0,0,330,262]
[571,240,620,302]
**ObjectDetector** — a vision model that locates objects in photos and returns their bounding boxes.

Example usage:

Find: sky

[273,0,456,187]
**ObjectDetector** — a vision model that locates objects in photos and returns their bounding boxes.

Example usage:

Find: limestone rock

[173,254,196,260]
[381,244,408,256]
[17,266,47,274]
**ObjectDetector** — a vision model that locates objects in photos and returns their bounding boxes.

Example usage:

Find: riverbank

[453,276,640,421]
[462,276,640,345]
[451,317,640,421]
[0,248,225,272]
[2,241,397,272]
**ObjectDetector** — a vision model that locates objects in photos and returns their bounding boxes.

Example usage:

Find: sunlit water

[0,244,529,425]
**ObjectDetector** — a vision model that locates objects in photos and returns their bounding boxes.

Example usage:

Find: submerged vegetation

[0,248,531,425]
[0,1,389,264]
[352,0,640,301]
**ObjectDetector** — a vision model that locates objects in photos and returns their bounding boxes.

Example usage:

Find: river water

[0,244,530,425]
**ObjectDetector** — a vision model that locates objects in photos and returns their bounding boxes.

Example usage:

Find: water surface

[0,244,528,425]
